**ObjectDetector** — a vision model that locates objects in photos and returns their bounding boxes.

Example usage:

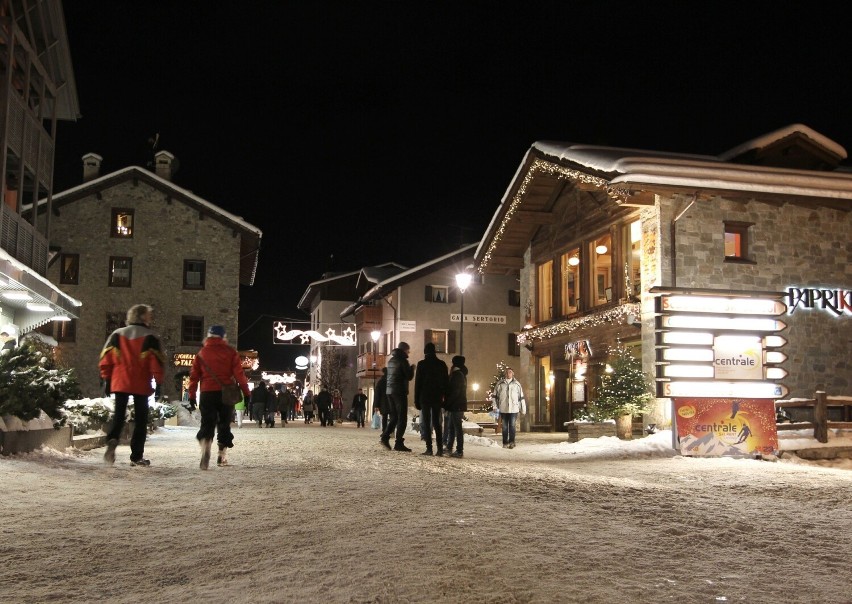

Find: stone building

[36,151,261,398]
[475,124,851,432]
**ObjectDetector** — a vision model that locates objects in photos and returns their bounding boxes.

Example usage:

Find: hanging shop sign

[565,339,592,358]
[672,397,778,457]
[173,353,195,367]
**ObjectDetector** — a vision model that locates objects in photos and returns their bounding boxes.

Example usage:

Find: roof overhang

[1,248,81,334]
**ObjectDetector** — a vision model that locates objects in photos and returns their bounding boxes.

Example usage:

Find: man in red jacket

[99,304,165,467]
[188,325,252,469]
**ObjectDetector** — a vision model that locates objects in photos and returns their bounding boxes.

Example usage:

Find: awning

[0,248,81,335]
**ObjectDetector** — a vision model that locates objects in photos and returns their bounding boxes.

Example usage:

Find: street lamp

[455,272,472,356]
[371,330,381,409]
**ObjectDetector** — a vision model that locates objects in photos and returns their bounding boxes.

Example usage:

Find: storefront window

[536,260,553,322]
[535,356,552,425]
[591,234,612,306]
[560,248,581,315]
[626,220,641,300]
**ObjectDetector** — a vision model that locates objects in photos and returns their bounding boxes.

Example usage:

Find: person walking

[351,387,368,428]
[445,355,468,458]
[375,367,389,431]
[99,304,165,467]
[331,389,343,422]
[265,384,279,427]
[413,342,448,456]
[302,390,314,423]
[251,379,270,428]
[315,386,333,426]
[380,342,415,452]
[234,392,246,428]
[492,367,526,449]
[188,325,252,469]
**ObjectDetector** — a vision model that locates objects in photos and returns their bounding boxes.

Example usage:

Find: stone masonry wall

[658,195,851,397]
[47,180,242,399]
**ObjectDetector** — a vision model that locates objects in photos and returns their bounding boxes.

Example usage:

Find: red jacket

[188,337,250,399]
[99,323,165,395]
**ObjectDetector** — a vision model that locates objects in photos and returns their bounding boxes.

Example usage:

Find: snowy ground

[2,421,851,604]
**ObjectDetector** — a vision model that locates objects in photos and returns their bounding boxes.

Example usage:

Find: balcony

[356,352,386,378]
[353,304,382,330]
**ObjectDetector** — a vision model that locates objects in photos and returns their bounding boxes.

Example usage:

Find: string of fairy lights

[516,303,640,344]
[478,157,628,272]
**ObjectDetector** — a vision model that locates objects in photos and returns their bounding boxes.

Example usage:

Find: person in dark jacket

[414,342,448,456]
[250,379,270,429]
[375,367,389,431]
[265,384,279,427]
[351,388,368,427]
[315,386,333,426]
[99,304,165,467]
[380,342,415,452]
[445,355,468,458]
[188,325,252,469]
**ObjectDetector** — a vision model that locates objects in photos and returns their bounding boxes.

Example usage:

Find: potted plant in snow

[582,342,654,440]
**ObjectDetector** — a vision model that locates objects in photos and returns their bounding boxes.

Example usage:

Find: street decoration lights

[455,271,473,356]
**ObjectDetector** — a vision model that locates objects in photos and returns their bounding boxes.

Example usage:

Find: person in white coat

[492,367,526,449]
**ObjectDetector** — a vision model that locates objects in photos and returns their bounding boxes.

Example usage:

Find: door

[554,369,571,431]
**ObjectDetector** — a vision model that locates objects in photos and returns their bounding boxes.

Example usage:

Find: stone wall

[47,180,243,398]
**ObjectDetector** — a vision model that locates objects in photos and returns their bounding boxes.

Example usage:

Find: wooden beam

[513,210,555,224]
[487,256,525,269]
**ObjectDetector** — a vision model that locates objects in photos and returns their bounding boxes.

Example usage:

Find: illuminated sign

[713,335,762,380]
[673,397,778,457]
[661,295,786,316]
[786,286,851,316]
[662,381,788,398]
[173,353,195,367]
[660,315,786,332]
[564,339,592,358]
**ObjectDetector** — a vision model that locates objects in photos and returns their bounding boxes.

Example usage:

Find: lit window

[428,285,449,303]
[724,221,754,261]
[183,260,206,290]
[536,260,553,322]
[109,257,132,287]
[111,208,134,238]
[560,248,581,315]
[592,234,611,306]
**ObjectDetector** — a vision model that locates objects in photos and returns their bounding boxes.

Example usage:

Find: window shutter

[425,286,433,302]
[424,329,432,346]
[508,290,521,306]
[448,288,457,303]
[448,330,457,354]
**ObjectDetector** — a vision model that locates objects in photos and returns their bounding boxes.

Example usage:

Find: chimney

[82,153,103,182]
[154,150,175,181]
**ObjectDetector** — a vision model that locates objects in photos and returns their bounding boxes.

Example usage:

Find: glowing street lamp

[455,272,472,356]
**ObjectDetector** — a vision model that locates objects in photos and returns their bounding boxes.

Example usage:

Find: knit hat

[452,355,465,367]
[398,341,410,352]
[424,342,436,354]
[207,325,226,338]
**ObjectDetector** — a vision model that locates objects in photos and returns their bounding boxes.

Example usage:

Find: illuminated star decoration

[273,321,356,345]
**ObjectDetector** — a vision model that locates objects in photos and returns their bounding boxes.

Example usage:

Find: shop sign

[450,314,506,324]
[673,397,778,457]
[173,352,196,367]
[713,336,762,380]
[786,286,852,316]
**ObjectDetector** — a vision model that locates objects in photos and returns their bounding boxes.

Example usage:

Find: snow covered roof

[340,244,477,319]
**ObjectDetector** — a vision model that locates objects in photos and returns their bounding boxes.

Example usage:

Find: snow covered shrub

[0,339,82,427]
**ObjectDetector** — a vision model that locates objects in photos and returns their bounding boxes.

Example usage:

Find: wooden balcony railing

[356,352,386,378]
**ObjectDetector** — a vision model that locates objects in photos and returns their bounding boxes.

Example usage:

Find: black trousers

[197,390,234,449]
[107,392,149,462]
[419,404,443,449]
[381,393,408,445]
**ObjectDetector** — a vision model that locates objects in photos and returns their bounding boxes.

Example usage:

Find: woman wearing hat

[188,325,251,469]
[445,355,468,458]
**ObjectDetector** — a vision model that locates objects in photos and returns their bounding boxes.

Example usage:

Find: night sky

[54,2,852,370]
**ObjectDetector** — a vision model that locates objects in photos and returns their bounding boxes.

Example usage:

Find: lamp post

[370,330,380,410]
[455,272,472,356]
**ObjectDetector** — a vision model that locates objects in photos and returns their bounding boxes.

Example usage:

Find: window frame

[108,256,133,287]
[183,259,206,290]
[59,253,80,285]
[111,208,134,238]
[724,221,755,263]
[181,315,205,346]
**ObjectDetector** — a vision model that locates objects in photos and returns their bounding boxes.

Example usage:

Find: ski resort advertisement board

[673,397,778,457]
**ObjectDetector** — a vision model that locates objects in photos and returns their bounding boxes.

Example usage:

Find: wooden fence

[775,392,852,443]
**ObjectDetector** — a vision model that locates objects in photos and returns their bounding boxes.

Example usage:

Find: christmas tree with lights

[583,342,653,421]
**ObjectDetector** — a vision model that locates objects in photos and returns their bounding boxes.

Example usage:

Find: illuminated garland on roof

[479,158,612,272]
[517,303,640,344]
